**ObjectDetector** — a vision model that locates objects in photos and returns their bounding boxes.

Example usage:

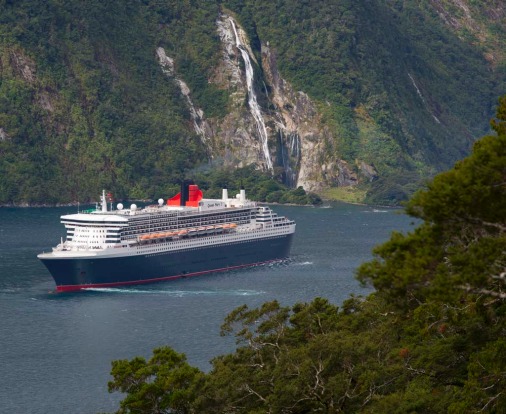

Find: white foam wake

[294,261,313,266]
[82,287,263,296]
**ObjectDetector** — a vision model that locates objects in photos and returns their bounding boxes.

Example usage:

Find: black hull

[40,234,293,291]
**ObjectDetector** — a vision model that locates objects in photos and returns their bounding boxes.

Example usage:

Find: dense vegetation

[105,98,506,412]
[227,0,504,204]
[193,165,322,205]
[0,1,504,205]
[0,0,222,203]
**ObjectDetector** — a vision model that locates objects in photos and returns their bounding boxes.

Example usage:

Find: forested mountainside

[0,0,504,204]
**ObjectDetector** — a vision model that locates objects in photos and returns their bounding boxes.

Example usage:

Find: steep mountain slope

[222,0,504,201]
[0,0,503,204]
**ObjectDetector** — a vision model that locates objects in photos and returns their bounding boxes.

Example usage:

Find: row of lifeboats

[138,223,238,242]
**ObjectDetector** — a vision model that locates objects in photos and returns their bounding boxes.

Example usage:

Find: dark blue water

[0,203,415,413]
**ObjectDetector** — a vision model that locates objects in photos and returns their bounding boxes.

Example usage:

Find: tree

[108,347,203,414]
[108,97,506,412]
[357,95,506,411]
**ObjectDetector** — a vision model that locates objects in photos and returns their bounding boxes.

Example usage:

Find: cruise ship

[38,182,296,292]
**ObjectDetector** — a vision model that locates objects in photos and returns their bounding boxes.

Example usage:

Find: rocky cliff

[156,3,503,196]
[160,13,359,192]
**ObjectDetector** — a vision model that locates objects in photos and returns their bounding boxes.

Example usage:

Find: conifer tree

[108,96,506,413]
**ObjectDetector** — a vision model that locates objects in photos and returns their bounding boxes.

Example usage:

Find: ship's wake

[82,287,264,296]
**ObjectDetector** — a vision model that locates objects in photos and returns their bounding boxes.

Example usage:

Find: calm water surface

[0,203,415,413]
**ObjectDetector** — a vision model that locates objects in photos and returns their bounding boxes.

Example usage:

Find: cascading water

[156,47,209,145]
[277,128,301,187]
[229,18,273,171]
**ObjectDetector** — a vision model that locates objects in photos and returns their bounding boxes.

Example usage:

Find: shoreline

[0,199,153,208]
[1,199,402,209]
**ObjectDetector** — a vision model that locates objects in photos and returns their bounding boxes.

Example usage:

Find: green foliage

[356,96,506,410]
[0,0,503,205]
[358,101,506,304]
[225,0,503,201]
[108,347,203,414]
[0,0,220,204]
[365,172,423,206]
[107,97,506,412]
[1,0,504,204]
[193,165,322,205]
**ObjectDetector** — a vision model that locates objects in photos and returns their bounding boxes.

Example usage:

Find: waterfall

[229,18,273,171]
[277,128,300,187]
[287,132,300,186]
[156,47,210,145]
[408,72,441,124]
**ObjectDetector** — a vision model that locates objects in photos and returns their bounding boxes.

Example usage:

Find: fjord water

[0,204,414,413]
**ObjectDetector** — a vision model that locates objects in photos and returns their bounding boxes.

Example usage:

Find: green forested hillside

[106,97,506,413]
[0,0,221,203]
[0,0,504,204]
[228,0,504,203]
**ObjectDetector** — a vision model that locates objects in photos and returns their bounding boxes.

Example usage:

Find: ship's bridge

[60,213,129,249]
[61,213,129,224]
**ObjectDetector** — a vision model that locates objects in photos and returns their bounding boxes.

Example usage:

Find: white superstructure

[40,187,295,260]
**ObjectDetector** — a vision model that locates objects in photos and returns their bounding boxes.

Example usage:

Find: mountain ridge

[0,0,504,204]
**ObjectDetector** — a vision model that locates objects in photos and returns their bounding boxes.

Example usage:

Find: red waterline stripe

[55,259,283,292]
